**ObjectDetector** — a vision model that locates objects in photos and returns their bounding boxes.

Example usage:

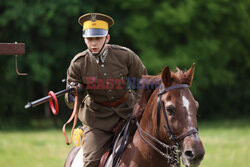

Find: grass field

[198,119,250,167]
[0,119,249,167]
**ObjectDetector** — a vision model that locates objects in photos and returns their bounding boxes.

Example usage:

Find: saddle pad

[72,147,84,167]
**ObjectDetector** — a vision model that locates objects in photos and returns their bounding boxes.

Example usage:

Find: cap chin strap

[89,36,107,57]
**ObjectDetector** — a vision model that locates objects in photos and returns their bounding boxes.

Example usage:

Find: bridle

[137,83,198,167]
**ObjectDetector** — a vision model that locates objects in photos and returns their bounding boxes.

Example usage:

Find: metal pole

[24,87,74,109]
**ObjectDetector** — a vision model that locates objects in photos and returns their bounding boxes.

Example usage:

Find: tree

[0,0,249,127]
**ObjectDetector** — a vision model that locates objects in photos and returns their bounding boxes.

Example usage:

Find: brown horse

[65,64,205,167]
[118,64,205,167]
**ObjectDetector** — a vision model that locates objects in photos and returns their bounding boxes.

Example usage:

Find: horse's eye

[166,105,175,115]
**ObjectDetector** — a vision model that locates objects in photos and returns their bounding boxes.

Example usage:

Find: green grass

[198,119,250,167]
[0,119,249,167]
[0,129,72,167]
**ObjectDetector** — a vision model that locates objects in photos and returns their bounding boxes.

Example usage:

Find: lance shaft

[25,87,74,109]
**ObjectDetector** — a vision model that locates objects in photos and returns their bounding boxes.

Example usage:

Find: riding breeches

[82,124,113,167]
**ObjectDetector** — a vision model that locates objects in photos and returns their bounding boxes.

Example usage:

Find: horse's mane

[169,68,191,84]
[133,68,188,119]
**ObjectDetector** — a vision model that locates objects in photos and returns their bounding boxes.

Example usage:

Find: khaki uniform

[65,44,147,166]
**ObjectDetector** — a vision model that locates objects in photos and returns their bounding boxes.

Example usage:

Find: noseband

[137,83,198,167]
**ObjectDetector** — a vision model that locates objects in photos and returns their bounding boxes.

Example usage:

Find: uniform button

[101,64,104,67]
[111,96,114,99]
[104,73,107,76]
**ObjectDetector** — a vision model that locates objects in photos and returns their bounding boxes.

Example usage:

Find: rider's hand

[67,82,84,103]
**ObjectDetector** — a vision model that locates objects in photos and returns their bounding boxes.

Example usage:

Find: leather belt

[96,92,129,107]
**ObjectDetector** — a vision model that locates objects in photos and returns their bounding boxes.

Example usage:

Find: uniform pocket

[112,68,128,79]
[84,96,99,110]
[78,96,97,125]
[112,69,128,89]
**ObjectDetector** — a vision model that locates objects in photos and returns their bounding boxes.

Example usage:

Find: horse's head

[156,64,205,167]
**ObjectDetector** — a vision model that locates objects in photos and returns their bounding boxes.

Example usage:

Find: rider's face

[84,35,110,54]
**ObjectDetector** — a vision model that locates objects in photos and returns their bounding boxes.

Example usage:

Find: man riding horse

[64,13,147,167]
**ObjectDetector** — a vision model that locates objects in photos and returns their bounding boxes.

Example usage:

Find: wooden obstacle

[0,42,27,75]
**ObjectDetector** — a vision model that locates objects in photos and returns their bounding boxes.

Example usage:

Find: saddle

[99,115,137,167]
[98,80,157,167]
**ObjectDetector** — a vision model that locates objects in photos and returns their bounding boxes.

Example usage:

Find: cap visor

[83,29,108,37]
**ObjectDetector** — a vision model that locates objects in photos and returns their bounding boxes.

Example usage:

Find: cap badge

[90,14,97,22]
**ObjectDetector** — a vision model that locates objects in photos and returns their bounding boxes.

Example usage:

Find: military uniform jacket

[65,44,147,132]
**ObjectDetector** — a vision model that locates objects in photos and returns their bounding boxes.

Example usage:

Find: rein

[136,121,180,165]
[137,83,198,167]
[62,86,80,145]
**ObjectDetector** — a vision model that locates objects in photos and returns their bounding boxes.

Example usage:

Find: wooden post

[0,42,27,75]
[0,43,25,55]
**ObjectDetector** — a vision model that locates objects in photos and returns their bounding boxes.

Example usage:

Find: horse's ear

[161,66,171,87]
[184,63,195,86]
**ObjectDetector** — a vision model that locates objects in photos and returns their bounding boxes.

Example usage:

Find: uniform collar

[89,46,109,64]
[100,48,108,63]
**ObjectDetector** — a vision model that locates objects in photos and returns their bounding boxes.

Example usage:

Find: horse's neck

[134,102,156,156]
[120,126,170,167]
[121,100,170,166]
[119,130,153,167]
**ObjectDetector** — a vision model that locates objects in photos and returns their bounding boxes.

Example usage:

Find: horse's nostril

[196,150,205,160]
[185,150,194,159]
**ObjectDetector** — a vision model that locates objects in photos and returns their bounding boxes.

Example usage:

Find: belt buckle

[109,102,114,107]
[110,101,116,107]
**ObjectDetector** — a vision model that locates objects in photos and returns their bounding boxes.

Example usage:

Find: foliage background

[0,0,249,127]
